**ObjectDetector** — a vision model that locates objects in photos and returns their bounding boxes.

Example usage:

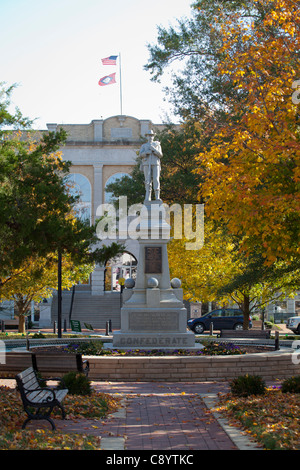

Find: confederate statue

[139,130,163,202]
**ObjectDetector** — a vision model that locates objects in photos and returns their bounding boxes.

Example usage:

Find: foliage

[65,340,104,355]
[217,387,300,450]
[0,385,120,450]
[281,375,300,394]
[64,341,246,356]
[105,122,203,206]
[0,83,124,291]
[0,253,94,333]
[146,0,300,271]
[60,372,92,396]
[195,0,300,264]
[229,374,266,397]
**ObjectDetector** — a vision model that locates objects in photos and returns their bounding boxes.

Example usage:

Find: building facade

[43,115,165,328]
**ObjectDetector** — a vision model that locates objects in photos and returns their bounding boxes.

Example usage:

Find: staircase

[51,287,122,330]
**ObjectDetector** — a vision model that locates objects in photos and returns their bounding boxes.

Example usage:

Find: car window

[233,310,242,316]
[211,310,223,317]
[224,309,242,316]
[223,309,231,317]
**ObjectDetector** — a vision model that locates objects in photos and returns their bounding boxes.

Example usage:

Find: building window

[275,301,287,312]
[105,173,130,203]
[105,252,137,292]
[65,173,91,224]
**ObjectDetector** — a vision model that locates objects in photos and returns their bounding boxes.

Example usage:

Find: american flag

[101,55,118,66]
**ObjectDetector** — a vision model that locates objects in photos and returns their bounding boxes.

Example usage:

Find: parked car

[286,316,300,334]
[187,308,252,334]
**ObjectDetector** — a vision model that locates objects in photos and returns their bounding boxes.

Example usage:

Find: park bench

[1,318,19,331]
[31,352,90,378]
[0,352,33,377]
[219,329,271,339]
[15,366,68,430]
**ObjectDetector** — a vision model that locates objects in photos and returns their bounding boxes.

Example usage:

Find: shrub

[60,372,92,396]
[230,374,266,397]
[31,332,46,339]
[65,340,103,355]
[281,375,300,394]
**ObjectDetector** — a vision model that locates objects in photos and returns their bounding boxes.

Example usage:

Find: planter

[86,349,300,382]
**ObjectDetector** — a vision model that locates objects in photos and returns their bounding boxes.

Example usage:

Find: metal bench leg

[22,416,56,431]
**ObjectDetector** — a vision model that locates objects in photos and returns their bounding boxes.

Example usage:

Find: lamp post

[57,251,62,338]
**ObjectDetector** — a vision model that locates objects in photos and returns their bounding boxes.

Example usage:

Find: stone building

[42,115,166,329]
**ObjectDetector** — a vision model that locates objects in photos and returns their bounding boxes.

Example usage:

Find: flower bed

[59,340,270,356]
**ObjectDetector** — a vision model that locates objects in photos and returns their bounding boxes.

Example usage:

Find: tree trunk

[242,294,250,330]
[15,296,30,334]
[18,315,26,334]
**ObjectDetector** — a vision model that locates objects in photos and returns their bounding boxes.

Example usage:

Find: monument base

[111,198,200,351]
[110,330,200,350]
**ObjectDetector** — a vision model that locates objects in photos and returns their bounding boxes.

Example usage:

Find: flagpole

[119,52,123,116]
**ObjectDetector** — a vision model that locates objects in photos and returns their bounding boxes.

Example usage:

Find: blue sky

[1,0,193,129]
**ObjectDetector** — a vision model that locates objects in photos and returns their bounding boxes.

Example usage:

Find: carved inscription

[145,247,162,273]
[117,336,189,347]
[129,311,178,331]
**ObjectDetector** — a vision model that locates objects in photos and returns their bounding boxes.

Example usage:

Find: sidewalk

[0,379,262,451]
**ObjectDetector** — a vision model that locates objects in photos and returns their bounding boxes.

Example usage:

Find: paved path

[91,382,261,451]
[1,379,261,451]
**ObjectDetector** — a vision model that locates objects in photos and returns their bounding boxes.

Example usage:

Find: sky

[1,0,193,129]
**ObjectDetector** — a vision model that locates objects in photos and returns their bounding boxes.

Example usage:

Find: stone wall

[86,350,300,382]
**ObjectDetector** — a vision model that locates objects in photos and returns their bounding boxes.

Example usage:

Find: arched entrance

[105,252,137,292]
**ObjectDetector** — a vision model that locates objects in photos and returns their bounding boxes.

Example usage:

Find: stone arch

[104,172,131,202]
[104,251,137,292]
[65,173,92,224]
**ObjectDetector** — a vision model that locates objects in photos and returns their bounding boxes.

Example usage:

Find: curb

[201,394,262,450]
[100,398,126,451]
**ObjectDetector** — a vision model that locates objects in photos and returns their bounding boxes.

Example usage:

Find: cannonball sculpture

[124,278,135,289]
[147,277,159,288]
[171,278,181,288]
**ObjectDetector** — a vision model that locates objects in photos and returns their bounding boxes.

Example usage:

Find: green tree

[1,253,94,333]
[0,83,123,290]
[105,122,203,206]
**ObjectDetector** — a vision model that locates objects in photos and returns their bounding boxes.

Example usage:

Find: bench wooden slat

[15,366,68,430]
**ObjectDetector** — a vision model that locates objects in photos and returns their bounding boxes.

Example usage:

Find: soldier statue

[139,130,163,202]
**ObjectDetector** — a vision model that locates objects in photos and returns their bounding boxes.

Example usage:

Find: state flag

[98,73,116,86]
[101,55,118,66]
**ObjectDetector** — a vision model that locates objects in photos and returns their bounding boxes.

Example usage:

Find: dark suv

[187,308,252,334]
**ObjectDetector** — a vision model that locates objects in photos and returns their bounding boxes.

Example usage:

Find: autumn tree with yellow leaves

[1,254,94,333]
[196,0,300,264]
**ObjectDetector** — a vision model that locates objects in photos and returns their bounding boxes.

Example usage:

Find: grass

[0,385,121,450]
[216,386,300,450]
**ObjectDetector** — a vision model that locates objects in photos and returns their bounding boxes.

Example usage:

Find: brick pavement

[0,379,262,450]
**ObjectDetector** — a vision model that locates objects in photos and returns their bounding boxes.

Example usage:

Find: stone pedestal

[111,201,196,350]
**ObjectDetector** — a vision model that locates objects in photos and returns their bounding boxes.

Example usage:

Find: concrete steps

[51,288,121,329]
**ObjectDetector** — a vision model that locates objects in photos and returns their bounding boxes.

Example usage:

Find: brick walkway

[0,379,261,450]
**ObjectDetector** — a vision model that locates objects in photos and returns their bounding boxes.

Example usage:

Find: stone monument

[111,130,196,350]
